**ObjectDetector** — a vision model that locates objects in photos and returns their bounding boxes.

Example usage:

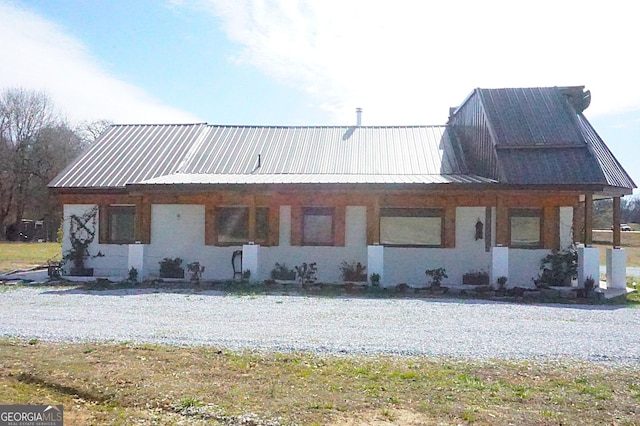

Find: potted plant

[425,267,448,294]
[370,272,381,287]
[270,262,297,281]
[462,270,490,286]
[187,262,205,282]
[159,257,184,279]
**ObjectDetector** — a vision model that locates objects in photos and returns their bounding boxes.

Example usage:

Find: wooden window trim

[379,207,445,248]
[301,207,336,246]
[99,205,136,244]
[206,205,276,246]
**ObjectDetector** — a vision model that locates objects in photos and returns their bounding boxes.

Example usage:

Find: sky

[0,0,638,192]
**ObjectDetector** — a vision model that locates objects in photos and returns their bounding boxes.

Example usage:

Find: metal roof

[448,86,635,191]
[576,113,636,189]
[49,86,634,193]
[137,173,494,186]
[49,124,482,189]
[477,87,586,147]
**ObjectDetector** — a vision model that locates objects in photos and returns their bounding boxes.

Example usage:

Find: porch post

[612,196,621,248]
[242,243,260,281]
[584,193,593,246]
[128,243,145,280]
[491,246,509,288]
[367,244,384,287]
[606,248,626,290]
[577,244,600,288]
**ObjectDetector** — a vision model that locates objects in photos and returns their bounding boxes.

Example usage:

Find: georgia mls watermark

[0,405,63,426]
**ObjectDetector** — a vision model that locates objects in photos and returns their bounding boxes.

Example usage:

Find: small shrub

[159,257,184,279]
[128,267,138,283]
[242,269,251,280]
[295,262,318,285]
[187,262,205,282]
[425,267,447,288]
[370,272,381,286]
[270,262,296,281]
[339,260,367,282]
[535,246,577,287]
[497,276,508,290]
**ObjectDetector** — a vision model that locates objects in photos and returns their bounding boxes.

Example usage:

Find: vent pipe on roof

[356,108,362,126]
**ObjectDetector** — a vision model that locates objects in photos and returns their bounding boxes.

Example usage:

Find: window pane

[218,207,249,243]
[381,216,442,245]
[510,209,541,247]
[303,208,333,245]
[256,207,269,242]
[511,216,541,246]
[109,207,135,242]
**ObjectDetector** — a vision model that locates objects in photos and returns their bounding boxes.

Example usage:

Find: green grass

[1,339,638,425]
[0,242,61,273]
[594,229,640,266]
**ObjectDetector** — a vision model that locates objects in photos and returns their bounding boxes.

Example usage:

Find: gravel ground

[1,286,639,366]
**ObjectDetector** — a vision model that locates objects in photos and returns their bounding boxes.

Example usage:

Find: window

[106,205,135,243]
[216,206,269,244]
[510,208,542,248]
[217,207,249,243]
[380,208,442,246]
[302,207,334,245]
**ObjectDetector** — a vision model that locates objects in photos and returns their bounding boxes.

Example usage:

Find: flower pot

[69,267,94,277]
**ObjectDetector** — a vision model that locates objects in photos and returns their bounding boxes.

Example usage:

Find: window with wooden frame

[216,206,269,245]
[510,208,543,248]
[101,205,136,244]
[380,208,443,247]
[302,207,335,246]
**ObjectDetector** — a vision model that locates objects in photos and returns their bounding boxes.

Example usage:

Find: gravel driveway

[1,286,639,366]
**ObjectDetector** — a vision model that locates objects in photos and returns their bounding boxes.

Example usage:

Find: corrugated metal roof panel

[478,87,585,147]
[496,147,604,185]
[135,173,496,185]
[577,114,636,189]
[50,124,462,188]
[49,124,206,188]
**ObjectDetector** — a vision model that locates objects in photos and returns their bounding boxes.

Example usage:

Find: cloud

[198,0,640,124]
[0,1,199,124]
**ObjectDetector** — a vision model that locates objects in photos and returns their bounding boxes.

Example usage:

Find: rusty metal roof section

[449,86,635,193]
[50,124,485,189]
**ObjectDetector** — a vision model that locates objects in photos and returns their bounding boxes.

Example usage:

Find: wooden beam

[613,196,621,248]
[584,193,593,246]
[495,195,509,246]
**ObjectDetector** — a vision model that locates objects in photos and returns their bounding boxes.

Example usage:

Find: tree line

[0,87,111,241]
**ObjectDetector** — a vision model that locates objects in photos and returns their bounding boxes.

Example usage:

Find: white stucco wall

[383,207,491,287]
[62,204,130,277]
[508,249,550,288]
[559,206,574,249]
[260,206,368,283]
[62,203,573,285]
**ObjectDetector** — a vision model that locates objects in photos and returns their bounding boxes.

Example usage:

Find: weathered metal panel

[449,90,500,180]
[478,87,585,147]
[576,113,636,189]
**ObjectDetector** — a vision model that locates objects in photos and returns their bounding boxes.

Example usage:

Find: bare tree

[0,88,60,236]
[75,119,113,146]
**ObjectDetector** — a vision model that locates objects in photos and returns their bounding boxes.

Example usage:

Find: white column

[242,244,260,281]
[127,243,145,280]
[577,245,600,288]
[606,248,627,289]
[491,246,509,287]
[367,244,384,286]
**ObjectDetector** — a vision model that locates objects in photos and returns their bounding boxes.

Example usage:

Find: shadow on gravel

[34,279,637,310]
